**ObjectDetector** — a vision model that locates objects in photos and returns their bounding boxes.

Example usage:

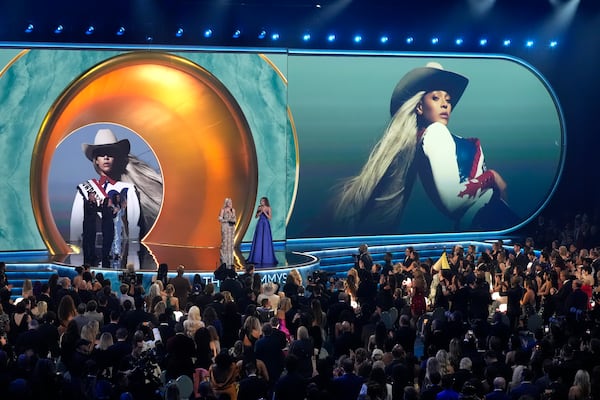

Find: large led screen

[285,54,563,237]
[0,48,563,255]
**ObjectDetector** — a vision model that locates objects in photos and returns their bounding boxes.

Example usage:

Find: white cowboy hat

[82,128,130,161]
[262,282,278,296]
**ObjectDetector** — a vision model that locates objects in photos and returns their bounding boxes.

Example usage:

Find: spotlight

[503,39,511,47]
[353,35,362,43]
[380,36,389,44]
[232,29,241,39]
[526,40,534,48]
[431,37,439,44]
[302,33,311,42]
[406,36,414,44]
[549,40,558,48]
[258,30,266,39]
[327,34,336,42]
[479,38,488,46]
[54,25,64,34]
[455,38,463,45]
[116,26,125,36]
[146,35,153,42]
[85,26,95,35]
[204,29,213,38]
[24,24,34,33]
[175,28,184,38]
[271,33,280,41]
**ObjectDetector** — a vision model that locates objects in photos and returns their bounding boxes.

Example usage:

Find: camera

[307,270,335,286]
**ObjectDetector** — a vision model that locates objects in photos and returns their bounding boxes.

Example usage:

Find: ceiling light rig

[13,20,565,54]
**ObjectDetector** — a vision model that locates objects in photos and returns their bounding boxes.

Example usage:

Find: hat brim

[390,66,469,116]
[83,139,130,161]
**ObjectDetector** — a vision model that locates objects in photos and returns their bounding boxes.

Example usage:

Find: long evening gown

[247,213,278,266]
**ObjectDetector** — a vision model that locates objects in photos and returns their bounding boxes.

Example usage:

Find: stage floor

[45,240,318,273]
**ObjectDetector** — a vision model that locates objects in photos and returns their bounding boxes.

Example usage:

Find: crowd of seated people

[0,211,600,399]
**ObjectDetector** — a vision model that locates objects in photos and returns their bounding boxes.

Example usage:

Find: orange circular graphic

[32,51,258,259]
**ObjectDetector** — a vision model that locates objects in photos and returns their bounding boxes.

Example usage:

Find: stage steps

[2,263,76,300]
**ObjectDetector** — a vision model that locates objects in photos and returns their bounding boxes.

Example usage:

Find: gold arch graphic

[32,51,258,256]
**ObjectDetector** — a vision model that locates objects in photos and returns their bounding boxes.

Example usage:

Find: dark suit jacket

[255,334,286,383]
[509,382,540,400]
[332,373,364,400]
[485,390,510,400]
[238,375,269,400]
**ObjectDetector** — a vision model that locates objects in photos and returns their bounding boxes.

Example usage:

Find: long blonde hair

[121,154,163,234]
[335,91,424,226]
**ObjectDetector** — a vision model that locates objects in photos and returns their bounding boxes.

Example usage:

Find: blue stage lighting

[327,34,336,42]
[479,38,488,46]
[258,30,266,39]
[455,38,463,45]
[503,39,511,47]
[232,30,241,39]
[302,33,311,42]
[175,28,184,38]
[549,40,558,48]
[116,27,125,36]
[380,36,389,44]
[354,35,362,43]
[204,29,213,38]
[85,26,95,35]
[54,25,64,34]
[526,40,534,48]
[431,37,439,44]
[25,24,34,33]
[271,33,280,40]
[406,36,414,44]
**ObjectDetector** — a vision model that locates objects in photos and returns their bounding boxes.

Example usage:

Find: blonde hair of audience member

[242,316,261,349]
[573,369,591,399]
[186,305,205,335]
[296,325,310,340]
[154,300,167,320]
[81,320,100,352]
[278,297,292,315]
[423,356,442,388]
[97,332,114,350]
[146,283,163,312]
[221,291,234,304]
[184,318,200,338]
[33,300,48,319]
[436,349,454,375]
[558,245,570,260]
[509,365,526,391]
[21,279,33,299]
[289,269,303,287]
[207,325,221,359]
[164,283,180,311]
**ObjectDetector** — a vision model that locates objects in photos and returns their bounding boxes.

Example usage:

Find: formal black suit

[165,333,195,381]
[331,372,364,400]
[82,195,100,266]
[238,374,269,400]
[255,333,286,385]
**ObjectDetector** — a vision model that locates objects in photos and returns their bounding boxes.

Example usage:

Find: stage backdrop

[0,48,563,255]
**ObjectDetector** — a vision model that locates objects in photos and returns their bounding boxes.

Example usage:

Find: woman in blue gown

[247,197,278,266]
